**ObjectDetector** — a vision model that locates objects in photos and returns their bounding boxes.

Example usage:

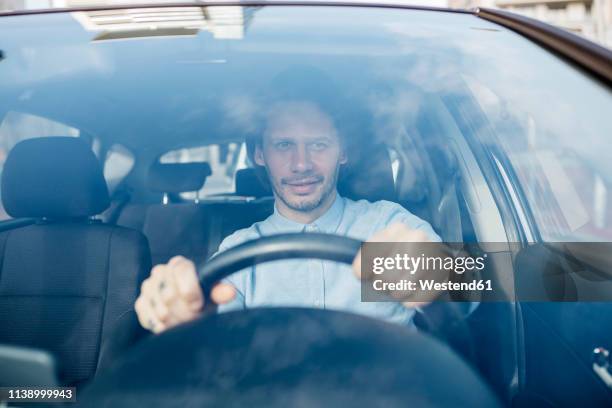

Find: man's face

[255,102,347,213]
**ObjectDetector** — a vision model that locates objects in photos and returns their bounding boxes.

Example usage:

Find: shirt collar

[267,192,345,234]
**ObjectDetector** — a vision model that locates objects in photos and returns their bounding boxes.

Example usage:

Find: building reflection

[449,0,612,48]
[70,5,257,40]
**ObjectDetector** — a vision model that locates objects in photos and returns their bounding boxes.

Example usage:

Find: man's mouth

[283,176,323,195]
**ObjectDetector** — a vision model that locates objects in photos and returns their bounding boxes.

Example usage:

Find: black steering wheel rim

[198,233,361,294]
[197,233,475,356]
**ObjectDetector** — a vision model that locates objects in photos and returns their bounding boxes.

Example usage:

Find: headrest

[235,168,271,198]
[1,137,110,218]
[147,162,211,193]
[338,143,397,202]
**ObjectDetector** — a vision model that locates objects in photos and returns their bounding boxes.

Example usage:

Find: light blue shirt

[216,193,441,326]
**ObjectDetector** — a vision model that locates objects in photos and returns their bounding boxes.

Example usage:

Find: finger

[167,255,188,267]
[162,267,203,324]
[135,296,167,333]
[151,264,183,306]
[134,296,149,328]
[156,271,179,304]
[403,301,431,309]
[149,263,177,305]
[150,265,189,327]
[149,316,167,334]
[210,283,237,305]
[169,259,204,311]
[166,296,202,326]
[146,274,171,324]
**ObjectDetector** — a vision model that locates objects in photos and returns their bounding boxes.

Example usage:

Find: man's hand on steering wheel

[134,256,236,333]
[352,222,448,308]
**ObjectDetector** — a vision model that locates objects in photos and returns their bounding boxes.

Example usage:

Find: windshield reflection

[71,6,257,40]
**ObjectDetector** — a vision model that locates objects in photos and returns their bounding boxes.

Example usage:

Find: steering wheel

[79,234,497,408]
[199,233,476,352]
[198,233,360,298]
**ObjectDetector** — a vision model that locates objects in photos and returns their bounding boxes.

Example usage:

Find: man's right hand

[135,255,237,333]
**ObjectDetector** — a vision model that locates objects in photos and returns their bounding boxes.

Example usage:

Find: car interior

[0,7,612,407]
[1,77,612,406]
[0,100,521,401]
[2,96,612,407]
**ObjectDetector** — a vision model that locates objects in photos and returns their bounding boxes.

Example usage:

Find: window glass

[104,144,135,193]
[0,111,80,220]
[466,76,612,242]
[160,143,247,198]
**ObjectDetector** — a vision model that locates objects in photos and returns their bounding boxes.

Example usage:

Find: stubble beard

[269,165,341,213]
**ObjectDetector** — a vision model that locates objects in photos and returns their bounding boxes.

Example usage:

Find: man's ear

[254,144,266,166]
[339,149,348,166]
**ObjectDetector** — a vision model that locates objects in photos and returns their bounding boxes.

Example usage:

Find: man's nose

[290,144,314,173]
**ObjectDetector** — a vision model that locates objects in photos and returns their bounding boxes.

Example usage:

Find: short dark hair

[242,65,368,185]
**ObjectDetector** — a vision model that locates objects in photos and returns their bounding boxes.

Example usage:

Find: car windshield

[1,5,612,402]
[1,6,610,241]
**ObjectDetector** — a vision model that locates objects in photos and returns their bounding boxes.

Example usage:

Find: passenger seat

[0,137,151,385]
[117,164,275,265]
[117,162,213,266]
[202,169,274,256]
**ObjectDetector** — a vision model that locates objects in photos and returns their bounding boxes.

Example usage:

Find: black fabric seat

[117,163,274,265]
[234,168,271,198]
[198,198,275,259]
[0,137,151,385]
[117,162,213,266]
[141,204,212,265]
[338,143,397,203]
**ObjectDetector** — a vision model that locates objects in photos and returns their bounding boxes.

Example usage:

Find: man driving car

[135,100,448,334]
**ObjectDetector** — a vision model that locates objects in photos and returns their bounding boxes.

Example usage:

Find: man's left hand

[352,223,448,309]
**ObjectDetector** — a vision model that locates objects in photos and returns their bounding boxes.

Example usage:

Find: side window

[160,143,246,199]
[466,78,612,242]
[0,111,80,220]
[503,137,611,242]
[104,144,135,193]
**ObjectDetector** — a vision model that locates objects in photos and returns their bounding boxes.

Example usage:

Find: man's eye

[275,142,291,150]
[311,142,329,150]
